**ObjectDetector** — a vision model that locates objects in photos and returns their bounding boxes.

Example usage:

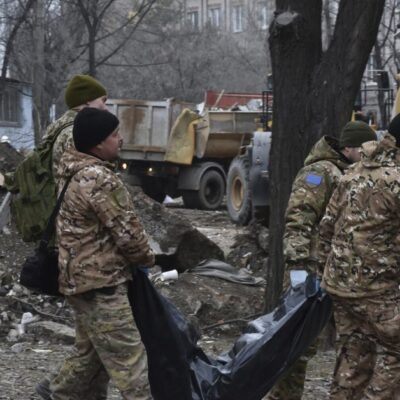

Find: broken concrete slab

[29,321,75,344]
[154,272,265,333]
[125,184,225,272]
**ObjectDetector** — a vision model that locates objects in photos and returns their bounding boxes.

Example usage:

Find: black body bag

[19,177,72,297]
[129,269,332,400]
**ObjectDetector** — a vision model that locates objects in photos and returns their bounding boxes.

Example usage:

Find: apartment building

[182,0,274,33]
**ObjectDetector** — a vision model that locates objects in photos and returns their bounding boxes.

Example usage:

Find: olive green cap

[64,74,107,109]
[339,121,377,148]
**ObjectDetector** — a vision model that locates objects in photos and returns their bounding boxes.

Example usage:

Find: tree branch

[1,0,37,82]
[94,0,156,68]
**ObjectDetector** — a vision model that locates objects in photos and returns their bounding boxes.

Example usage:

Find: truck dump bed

[107,98,193,161]
[195,111,261,159]
[107,98,262,163]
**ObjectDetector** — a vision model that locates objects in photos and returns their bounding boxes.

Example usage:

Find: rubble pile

[126,184,225,271]
[154,272,265,334]
[0,224,71,343]
[0,181,275,398]
[227,222,269,276]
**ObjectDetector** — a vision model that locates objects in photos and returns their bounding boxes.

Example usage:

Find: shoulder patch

[305,174,323,186]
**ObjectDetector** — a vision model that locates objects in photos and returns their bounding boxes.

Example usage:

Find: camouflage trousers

[50,283,150,400]
[46,367,109,399]
[330,292,400,400]
[265,340,318,400]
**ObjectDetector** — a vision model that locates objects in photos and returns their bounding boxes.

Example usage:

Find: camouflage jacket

[43,109,77,183]
[320,134,400,298]
[56,148,155,295]
[284,136,349,273]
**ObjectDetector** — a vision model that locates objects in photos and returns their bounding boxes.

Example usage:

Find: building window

[0,87,18,125]
[188,10,199,30]
[259,4,268,30]
[208,7,221,28]
[232,5,244,32]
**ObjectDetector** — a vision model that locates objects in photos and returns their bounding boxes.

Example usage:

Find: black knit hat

[388,114,400,147]
[65,75,107,109]
[73,108,119,153]
[339,121,376,148]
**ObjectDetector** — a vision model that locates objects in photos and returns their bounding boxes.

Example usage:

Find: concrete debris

[11,342,27,353]
[125,184,225,272]
[7,328,18,342]
[155,272,265,333]
[29,321,75,344]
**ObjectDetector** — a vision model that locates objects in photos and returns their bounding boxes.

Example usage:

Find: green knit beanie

[64,75,107,109]
[339,121,377,148]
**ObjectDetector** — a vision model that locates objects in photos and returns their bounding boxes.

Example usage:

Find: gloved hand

[283,259,319,290]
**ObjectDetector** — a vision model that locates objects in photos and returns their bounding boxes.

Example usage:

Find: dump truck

[107,91,271,225]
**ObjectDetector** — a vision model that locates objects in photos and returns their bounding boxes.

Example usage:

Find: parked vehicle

[107,91,271,225]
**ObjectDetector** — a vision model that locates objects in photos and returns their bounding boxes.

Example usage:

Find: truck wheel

[142,178,166,203]
[227,156,251,225]
[182,170,225,210]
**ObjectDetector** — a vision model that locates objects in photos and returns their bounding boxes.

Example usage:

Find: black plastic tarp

[128,270,332,400]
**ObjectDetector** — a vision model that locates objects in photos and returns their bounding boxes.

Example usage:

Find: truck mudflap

[129,269,332,400]
[249,131,271,212]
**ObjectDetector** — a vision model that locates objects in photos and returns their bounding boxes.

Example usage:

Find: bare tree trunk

[265,0,322,311]
[0,0,36,90]
[308,1,385,140]
[265,0,385,311]
[88,28,97,77]
[322,0,333,46]
[32,0,46,144]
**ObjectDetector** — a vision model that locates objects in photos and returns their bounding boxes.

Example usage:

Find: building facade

[182,0,274,33]
[0,79,33,150]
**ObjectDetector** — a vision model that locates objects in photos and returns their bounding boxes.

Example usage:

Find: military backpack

[4,121,73,242]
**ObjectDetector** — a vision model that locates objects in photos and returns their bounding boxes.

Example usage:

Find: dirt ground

[0,200,335,400]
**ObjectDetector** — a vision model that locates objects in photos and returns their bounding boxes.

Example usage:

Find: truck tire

[182,170,225,210]
[142,178,166,203]
[227,156,251,225]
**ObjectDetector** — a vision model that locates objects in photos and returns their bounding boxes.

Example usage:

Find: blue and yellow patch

[305,174,323,186]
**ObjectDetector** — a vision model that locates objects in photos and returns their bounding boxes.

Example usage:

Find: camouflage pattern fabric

[42,109,77,183]
[284,136,349,274]
[56,148,155,296]
[320,134,400,298]
[267,137,349,400]
[329,292,400,400]
[266,342,318,400]
[319,134,400,398]
[43,109,109,399]
[45,368,109,400]
[51,283,150,400]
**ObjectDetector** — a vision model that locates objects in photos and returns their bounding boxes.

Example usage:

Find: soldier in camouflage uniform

[48,74,108,182]
[319,117,400,400]
[36,75,109,400]
[49,108,154,400]
[267,122,377,400]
